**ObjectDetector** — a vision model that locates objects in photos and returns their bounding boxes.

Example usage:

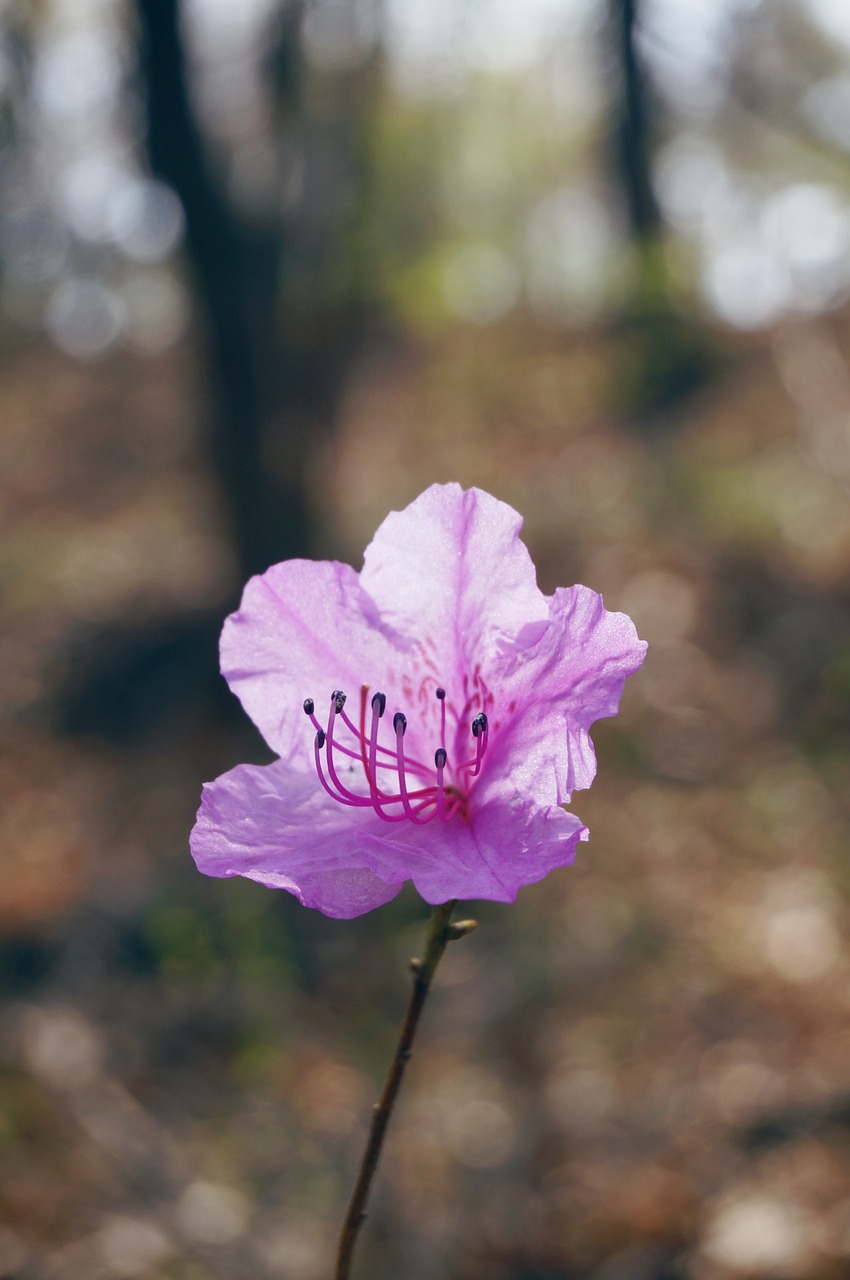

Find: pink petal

[360,485,549,689]
[220,559,405,762]
[357,795,587,905]
[191,761,586,916]
[191,761,403,919]
[487,585,647,804]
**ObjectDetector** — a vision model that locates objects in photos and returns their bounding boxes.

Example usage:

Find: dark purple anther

[436,687,445,700]
[472,713,488,737]
[435,748,447,768]
[316,729,326,748]
[393,712,407,735]
[303,698,315,716]
[371,692,386,717]
[333,690,347,713]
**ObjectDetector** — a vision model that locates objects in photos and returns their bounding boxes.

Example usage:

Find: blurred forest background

[1,0,850,1277]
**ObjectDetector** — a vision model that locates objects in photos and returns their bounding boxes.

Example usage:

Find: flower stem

[335,900,475,1280]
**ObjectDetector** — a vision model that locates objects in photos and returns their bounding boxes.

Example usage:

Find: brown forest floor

[1,309,849,1280]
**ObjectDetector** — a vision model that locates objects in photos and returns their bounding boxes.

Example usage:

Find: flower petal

[353,794,587,905]
[191,761,404,918]
[220,559,406,761]
[487,585,647,804]
[360,484,549,687]
[190,761,585,916]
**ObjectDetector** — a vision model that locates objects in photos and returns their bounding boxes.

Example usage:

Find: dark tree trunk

[604,0,718,420]
[135,0,312,577]
[610,0,663,245]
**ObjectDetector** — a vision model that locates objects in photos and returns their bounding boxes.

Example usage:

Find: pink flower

[190,484,646,918]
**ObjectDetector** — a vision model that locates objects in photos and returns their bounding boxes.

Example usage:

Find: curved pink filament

[435,753,447,822]
[458,724,488,777]
[324,698,376,806]
[315,734,438,823]
[307,685,484,827]
[394,720,435,825]
[325,697,437,804]
[339,704,397,763]
[306,707,400,774]
[339,703,432,781]
[365,695,409,822]
[313,735,371,808]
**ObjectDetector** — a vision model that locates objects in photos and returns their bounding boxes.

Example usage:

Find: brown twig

[334,901,477,1280]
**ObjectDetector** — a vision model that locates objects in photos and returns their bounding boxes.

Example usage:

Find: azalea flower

[191,484,646,918]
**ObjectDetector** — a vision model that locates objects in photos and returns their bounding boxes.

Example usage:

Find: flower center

[302,685,489,825]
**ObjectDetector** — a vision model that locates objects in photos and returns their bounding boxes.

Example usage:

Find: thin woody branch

[334,901,476,1280]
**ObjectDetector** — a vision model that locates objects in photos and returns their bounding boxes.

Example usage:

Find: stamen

[324,691,375,805]
[393,709,432,825]
[304,684,490,826]
[463,713,489,777]
[363,693,425,802]
[340,695,429,777]
[367,691,396,817]
[313,728,361,808]
[304,691,413,776]
[306,699,381,769]
[436,687,446,752]
[363,694,430,823]
[314,714,408,818]
[434,747,447,822]
[368,690,384,798]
